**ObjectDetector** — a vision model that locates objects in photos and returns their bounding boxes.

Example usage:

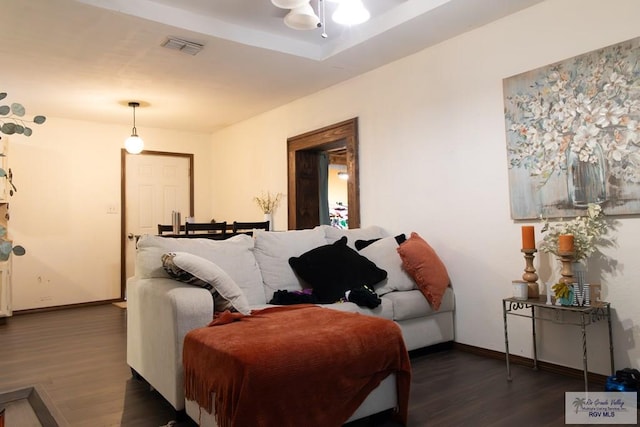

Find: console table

[502,297,613,391]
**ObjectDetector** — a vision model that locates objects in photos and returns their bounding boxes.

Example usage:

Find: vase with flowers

[253,191,284,231]
[540,203,608,302]
[540,203,608,262]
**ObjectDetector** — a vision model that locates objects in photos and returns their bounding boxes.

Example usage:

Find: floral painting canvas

[503,37,640,220]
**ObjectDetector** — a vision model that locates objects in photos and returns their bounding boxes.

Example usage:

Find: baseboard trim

[13,299,123,315]
[409,341,454,358]
[453,342,608,385]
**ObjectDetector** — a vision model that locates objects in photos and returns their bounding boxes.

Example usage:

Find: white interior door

[124,153,192,292]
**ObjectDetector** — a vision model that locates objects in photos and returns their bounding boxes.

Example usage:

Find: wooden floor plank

[0,304,636,426]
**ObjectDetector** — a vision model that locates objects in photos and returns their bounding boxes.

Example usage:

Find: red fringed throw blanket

[183,305,411,427]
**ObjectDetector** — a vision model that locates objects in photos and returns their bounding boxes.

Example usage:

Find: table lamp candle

[558,234,574,253]
[521,226,535,250]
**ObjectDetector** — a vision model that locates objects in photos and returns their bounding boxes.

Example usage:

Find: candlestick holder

[558,251,575,285]
[521,248,539,298]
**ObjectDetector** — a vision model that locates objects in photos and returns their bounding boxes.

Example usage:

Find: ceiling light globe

[284,3,320,30]
[125,135,144,154]
[332,0,370,26]
[271,0,308,9]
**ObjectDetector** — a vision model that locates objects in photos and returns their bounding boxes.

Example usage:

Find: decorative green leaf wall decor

[0,91,46,137]
[0,91,46,259]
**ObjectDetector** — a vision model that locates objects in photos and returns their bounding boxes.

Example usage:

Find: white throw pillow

[162,252,251,315]
[136,234,266,305]
[319,225,389,249]
[253,228,328,302]
[358,236,416,295]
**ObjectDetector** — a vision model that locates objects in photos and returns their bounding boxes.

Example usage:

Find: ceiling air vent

[161,37,204,56]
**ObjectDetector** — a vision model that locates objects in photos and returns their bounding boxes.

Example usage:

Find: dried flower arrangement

[254,191,284,214]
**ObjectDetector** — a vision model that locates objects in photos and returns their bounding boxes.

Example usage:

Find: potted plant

[551,282,573,306]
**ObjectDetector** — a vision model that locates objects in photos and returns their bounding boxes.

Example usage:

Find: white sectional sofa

[126,225,455,423]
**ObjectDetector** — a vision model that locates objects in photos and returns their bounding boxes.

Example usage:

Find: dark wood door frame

[287,118,360,230]
[120,149,194,300]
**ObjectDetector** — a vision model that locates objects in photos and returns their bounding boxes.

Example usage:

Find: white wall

[210,0,640,374]
[9,117,212,310]
[209,115,291,230]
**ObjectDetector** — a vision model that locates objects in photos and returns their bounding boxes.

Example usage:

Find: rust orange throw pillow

[397,232,450,310]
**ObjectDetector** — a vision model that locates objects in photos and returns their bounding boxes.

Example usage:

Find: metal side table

[502,297,613,391]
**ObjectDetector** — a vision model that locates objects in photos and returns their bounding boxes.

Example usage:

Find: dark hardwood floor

[0,304,633,426]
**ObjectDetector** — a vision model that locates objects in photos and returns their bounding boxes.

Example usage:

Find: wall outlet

[37,276,51,285]
[107,204,118,214]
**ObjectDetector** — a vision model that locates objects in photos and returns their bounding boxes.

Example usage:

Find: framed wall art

[503,37,640,220]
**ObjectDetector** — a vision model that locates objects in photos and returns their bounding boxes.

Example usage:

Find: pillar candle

[558,234,574,253]
[521,226,535,250]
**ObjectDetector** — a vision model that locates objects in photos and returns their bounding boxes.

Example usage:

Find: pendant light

[125,101,144,154]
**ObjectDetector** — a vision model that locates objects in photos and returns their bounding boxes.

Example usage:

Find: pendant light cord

[129,102,140,137]
[320,0,327,38]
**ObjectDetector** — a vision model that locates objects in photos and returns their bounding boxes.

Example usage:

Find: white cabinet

[0,259,11,319]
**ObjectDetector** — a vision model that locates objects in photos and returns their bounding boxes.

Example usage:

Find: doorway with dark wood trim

[287,118,360,230]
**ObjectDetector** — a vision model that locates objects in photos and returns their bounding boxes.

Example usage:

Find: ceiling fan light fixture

[271,0,308,9]
[284,3,320,30]
[332,0,370,26]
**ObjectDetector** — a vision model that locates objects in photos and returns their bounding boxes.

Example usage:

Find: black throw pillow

[269,289,318,305]
[347,286,382,308]
[354,237,380,251]
[288,236,387,304]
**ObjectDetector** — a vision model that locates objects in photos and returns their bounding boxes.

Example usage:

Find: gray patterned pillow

[161,252,250,314]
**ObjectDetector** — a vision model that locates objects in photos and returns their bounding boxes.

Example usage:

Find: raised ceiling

[0,0,543,133]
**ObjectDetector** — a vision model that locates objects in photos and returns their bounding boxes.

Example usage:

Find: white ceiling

[0,0,543,133]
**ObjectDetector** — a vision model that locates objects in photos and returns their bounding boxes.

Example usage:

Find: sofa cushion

[136,234,266,305]
[288,236,387,304]
[358,235,416,296]
[253,228,328,302]
[161,252,251,315]
[322,296,394,320]
[318,225,389,249]
[396,232,450,311]
[383,288,455,321]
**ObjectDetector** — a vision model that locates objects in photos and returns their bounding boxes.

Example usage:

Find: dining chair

[157,224,185,235]
[232,220,270,235]
[185,221,227,237]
